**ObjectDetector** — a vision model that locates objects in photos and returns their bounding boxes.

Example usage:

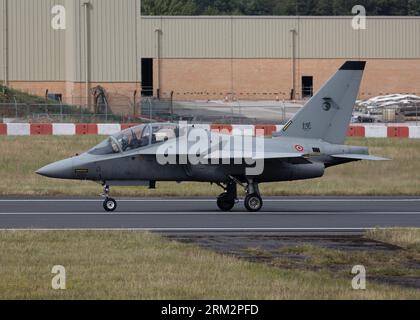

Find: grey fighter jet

[37,61,389,212]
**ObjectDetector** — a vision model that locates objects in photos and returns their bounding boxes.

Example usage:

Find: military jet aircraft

[37,61,389,212]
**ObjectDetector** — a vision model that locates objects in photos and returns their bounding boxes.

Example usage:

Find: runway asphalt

[0,197,419,232]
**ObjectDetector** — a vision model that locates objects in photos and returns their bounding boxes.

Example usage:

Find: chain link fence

[140,96,291,125]
[0,101,141,123]
[2,85,419,125]
[354,100,420,125]
[0,88,142,123]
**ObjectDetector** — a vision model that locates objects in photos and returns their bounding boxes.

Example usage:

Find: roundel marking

[295,145,304,152]
[322,101,332,111]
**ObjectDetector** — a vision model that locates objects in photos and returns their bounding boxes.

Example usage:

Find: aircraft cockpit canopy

[88,124,180,155]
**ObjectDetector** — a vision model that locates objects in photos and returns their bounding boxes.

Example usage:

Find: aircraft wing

[331,154,391,161]
[252,152,304,160]
[138,139,306,161]
[204,152,304,161]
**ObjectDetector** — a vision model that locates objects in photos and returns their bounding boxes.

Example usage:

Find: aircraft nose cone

[36,158,74,179]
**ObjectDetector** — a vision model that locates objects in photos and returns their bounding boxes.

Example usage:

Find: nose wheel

[101,184,117,212]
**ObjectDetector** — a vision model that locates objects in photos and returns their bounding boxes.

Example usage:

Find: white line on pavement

[0,212,419,215]
[0,199,420,203]
[0,228,372,231]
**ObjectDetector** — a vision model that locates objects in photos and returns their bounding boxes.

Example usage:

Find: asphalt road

[0,197,419,232]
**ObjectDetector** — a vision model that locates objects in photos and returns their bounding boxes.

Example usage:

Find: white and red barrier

[409,126,420,139]
[52,123,76,136]
[364,126,388,138]
[0,123,419,138]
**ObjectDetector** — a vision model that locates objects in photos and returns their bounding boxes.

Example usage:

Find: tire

[244,194,263,212]
[103,198,117,212]
[217,193,235,212]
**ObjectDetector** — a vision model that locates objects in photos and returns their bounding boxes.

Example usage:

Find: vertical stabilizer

[275,61,366,144]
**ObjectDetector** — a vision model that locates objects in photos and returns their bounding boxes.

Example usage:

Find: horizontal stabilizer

[331,154,391,161]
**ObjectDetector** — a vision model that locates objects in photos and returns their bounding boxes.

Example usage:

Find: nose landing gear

[101,184,117,212]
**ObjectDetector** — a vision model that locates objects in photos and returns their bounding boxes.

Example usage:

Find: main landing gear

[217,181,238,212]
[244,180,263,212]
[102,185,117,212]
[216,178,263,212]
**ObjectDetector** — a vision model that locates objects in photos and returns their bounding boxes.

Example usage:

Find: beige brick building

[1,1,419,114]
[141,16,420,101]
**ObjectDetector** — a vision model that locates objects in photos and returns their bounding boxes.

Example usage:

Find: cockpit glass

[151,124,179,144]
[88,124,180,155]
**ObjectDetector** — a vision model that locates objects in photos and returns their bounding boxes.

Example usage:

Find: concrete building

[1,0,419,114]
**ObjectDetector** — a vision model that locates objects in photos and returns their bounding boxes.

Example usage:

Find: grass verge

[1,136,420,196]
[0,230,419,300]
[366,228,420,250]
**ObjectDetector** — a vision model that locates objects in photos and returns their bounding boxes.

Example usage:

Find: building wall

[0,0,66,82]
[1,8,420,111]
[140,16,420,59]
[143,16,420,102]
[155,58,420,101]
[64,0,140,83]
[0,0,6,84]
[0,0,141,108]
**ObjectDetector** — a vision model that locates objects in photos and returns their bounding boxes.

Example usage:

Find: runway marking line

[1,199,420,203]
[0,212,420,215]
[0,228,373,232]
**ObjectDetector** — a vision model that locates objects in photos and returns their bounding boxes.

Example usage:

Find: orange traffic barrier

[76,124,98,135]
[255,125,277,137]
[210,124,233,134]
[30,124,53,135]
[347,126,365,137]
[387,127,409,138]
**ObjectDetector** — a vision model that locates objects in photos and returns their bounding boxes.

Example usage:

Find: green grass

[0,136,419,196]
[367,228,420,250]
[0,230,419,300]
[0,86,52,104]
[276,243,420,279]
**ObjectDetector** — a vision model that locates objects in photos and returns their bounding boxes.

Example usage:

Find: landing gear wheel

[244,194,263,212]
[103,198,117,212]
[217,193,235,212]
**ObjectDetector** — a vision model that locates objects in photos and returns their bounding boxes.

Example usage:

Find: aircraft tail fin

[275,61,366,145]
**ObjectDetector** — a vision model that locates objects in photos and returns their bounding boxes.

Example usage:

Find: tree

[141,0,420,16]
[142,0,197,16]
[408,0,420,15]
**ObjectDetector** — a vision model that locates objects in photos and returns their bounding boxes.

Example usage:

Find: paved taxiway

[0,197,419,232]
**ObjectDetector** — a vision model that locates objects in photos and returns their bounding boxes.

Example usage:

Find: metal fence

[2,94,419,125]
[0,101,140,123]
[353,103,420,125]
[0,88,141,123]
[140,97,291,125]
